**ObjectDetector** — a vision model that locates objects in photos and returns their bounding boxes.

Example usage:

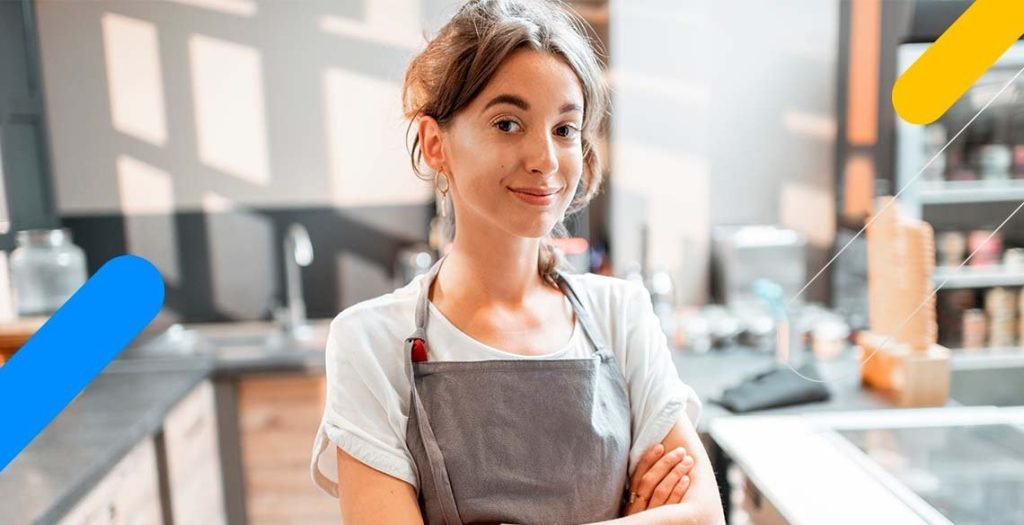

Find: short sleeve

[620,282,703,476]
[310,313,419,497]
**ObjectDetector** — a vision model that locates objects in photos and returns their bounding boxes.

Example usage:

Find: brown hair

[402,0,609,282]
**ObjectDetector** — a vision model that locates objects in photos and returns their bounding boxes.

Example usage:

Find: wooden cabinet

[52,375,335,525]
[163,380,227,525]
[57,437,163,525]
[237,375,337,525]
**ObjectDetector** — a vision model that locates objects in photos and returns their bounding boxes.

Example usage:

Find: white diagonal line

[788,64,1024,309]
[782,64,1024,383]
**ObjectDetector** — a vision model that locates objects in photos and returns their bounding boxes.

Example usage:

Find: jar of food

[976,144,1013,180]
[9,228,88,316]
[936,231,966,267]
[1003,247,1024,271]
[968,229,1002,266]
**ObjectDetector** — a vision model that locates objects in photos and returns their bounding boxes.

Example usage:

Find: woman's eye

[494,119,521,133]
[556,125,581,139]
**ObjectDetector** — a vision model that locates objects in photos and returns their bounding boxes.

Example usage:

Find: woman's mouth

[508,186,561,207]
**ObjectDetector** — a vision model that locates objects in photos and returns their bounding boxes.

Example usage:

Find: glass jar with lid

[9,228,88,316]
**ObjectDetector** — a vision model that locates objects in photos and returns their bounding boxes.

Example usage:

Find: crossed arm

[334,415,724,525]
[584,416,725,525]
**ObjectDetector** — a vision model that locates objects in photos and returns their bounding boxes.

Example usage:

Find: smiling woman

[309,1,724,524]
[414,48,588,265]
[402,0,608,281]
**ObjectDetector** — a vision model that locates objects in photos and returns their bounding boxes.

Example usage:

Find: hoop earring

[435,171,451,218]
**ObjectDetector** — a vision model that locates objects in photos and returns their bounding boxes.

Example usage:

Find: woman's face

[442,49,585,239]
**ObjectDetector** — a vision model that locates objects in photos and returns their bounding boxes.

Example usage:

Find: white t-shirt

[310,271,702,497]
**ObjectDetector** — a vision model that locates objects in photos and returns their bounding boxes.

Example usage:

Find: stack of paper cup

[985,287,1016,348]
[1018,289,1024,348]
[962,308,987,350]
[904,222,937,351]
[865,197,937,351]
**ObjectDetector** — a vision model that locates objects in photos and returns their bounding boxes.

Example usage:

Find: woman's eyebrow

[481,94,529,113]
[479,94,583,115]
[560,102,582,114]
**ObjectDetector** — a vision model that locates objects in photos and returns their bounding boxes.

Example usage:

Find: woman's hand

[622,443,695,516]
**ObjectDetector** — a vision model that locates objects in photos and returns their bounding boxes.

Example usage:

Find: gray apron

[403,256,632,524]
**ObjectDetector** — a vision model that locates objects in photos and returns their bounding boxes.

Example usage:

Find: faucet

[752,278,796,365]
[276,223,314,339]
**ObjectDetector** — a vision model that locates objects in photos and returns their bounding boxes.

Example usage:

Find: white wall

[609,0,839,305]
[34,0,460,320]
[35,0,839,309]
[35,0,461,215]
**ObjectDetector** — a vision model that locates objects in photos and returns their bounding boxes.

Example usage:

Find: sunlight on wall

[781,183,835,248]
[189,34,271,186]
[116,155,175,214]
[783,110,837,143]
[319,0,422,50]
[322,67,432,207]
[166,0,257,17]
[319,16,422,51]
[201,191,234,213]
[605,71,710,109]
[101,13,168,146]
[116,155,181,283]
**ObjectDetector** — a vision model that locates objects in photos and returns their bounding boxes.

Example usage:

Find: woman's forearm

[585,501,725,525]
[590,417,725,525]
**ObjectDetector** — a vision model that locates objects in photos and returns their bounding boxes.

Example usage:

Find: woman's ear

[418,116,446,173]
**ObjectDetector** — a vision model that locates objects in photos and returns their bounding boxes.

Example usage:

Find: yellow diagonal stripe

[892,0,1024,125]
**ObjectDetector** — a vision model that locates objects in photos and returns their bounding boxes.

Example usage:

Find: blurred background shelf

[951,347,1024,364]
[933,264,1024,289]
[919,180,1024,205]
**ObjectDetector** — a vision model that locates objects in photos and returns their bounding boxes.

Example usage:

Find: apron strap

[406,256,463,521]
[405,337,463,524]
[413,254,447,334]
[553,269,613,360]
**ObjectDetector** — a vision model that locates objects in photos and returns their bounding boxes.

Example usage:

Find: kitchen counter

[669,345,940,435]
[0,325,929,525]
[0,321,331,525]
[0,367,209,524]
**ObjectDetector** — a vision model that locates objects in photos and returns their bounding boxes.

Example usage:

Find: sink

[950,352,1024,407]
[192,320,330,358]
[119,319,331,365]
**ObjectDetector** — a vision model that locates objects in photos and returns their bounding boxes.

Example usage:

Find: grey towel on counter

[713,361,831,413]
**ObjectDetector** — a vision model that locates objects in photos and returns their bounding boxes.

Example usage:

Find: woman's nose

[526,131,559,175]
